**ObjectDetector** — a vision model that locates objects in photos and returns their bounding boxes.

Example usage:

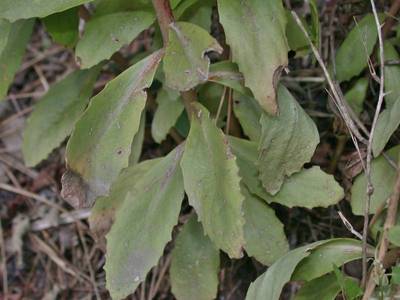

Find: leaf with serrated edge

[0,19,34,100]
[151,87,184,144]
[335,14,377,82]
[0,0,92,21]
[170,215,220,300]
[180,103,245,258]
[229,137,343,208]
[163,21,223,91]
[62,50,163,209]
[105,146,184,300]
[218,0,288,115]
[242,187,288,266]
[351,145,400,215]
[257,85,319,195]
[76,11,154,68]
[23,67,100,167]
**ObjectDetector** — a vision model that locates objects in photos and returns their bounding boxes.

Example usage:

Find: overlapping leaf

[233,94,262,141]
[0,19,34,100]
[23,67,100,167]
[0,0,92,21]
[76,11,155,68]
[295,273,341,300]
[163,22,223,91]
[242,187,288,266]
[218,0,288,115]
[351,145,400,215]
[170,215,220,300]
[62,51,163,208]
[105,146,185,300]
[257,85,319,195]
[180,104,245,258]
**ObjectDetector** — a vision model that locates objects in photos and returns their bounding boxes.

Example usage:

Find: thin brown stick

[362,154,400,299]
[362,0,386,287]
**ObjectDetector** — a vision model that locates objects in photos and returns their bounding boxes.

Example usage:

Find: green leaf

[245,240,328,300]
[388,226,400,247]
[94,0,152,15]
[151,88,184,143]
[372,96,400,157]
[294,273,341,300]
[129,109,146,165]
[208,61,252,97]
[170,215,220,300]
[345,77,368,116]
[333,266,363,300]
[233,94,262,141]
[384,41,400,108]
[335,14,378,82]
[0,19,34,100]
[292,239,369,281]
[257,85,319,195]
[176,0,213,30]
[351,145,400,215]
[76,11,155,68]
[392,266,400,285]
[163,21,222,91]
[62,51,163,208]
[42,7,79,47]
[23,67,100,167]
[180,103,245,258]
[242,187,289,266]
[89,158,160,243]
[286,11,309,52]
[218,0,288,115]
[229,137,344,208]
[105,146,184,299]
[0,0,92,21]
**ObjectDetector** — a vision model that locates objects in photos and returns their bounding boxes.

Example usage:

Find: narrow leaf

[170,215,220,300]
[257,85,319,195]
[151,88,184,143]
[105,146,185,300]
[345,77,368,116]
[0,19,34,100]
[351,145,400,215]
[242,187,289,266]
[76,11,155,68]
[383,41,400,107]
[62,51,163,208]
[218,0,288,115]
[163,21,223,91]
[180,104,245,258]
[23,67,100,167]
[335,14,377,82]
[0,0,92,21]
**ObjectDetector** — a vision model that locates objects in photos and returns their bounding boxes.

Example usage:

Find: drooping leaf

[335,14,378,82]
[89,158,160,245]
[245,240,328,300]
[294,273,341,300]
[257,85,319,195]
[151,88,184,143]
[163,21,223,91]
[0,19,34,100]
[372,97,400,157]
[383,41,400,107]
[242,187,289,266]
[180,103,245,258]
[170,215,220,300]
[62,50,163,208]
[76,11,155,68]
[42,7,79,47]
[351,145,400,215]
[292,239,371,281]
[345,77,368,116]
[388,226,400,247]
[218,0,289,115]
[0,0,92,21]
[23,67,100,167]
[105,146,184,300]
[229,137,344,208]
[208,61,252,97]
[233,94,262,141]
